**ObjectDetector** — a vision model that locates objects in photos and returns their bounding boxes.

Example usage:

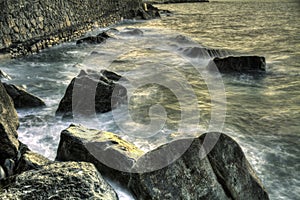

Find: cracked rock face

[0,162,118,200]
[0,81,19,165]
[56,124,269,200]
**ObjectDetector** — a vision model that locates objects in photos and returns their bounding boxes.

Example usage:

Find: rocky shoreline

[0,1,270,199]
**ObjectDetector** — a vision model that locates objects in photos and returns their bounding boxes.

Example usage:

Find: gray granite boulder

[0,162,118,200]
[3,83,45,109]
[0,81,19,166]
[56,70,127,119]
[207,56,266,73]
[129,133,269,200]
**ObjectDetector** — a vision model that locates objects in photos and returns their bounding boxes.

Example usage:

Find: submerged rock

[129,133,269,200]
[120,28,144,36]
[76,31,111,45]
[0,81,19,165]
[56,124,144,184]
[207,56,266,73]
[3,83,45,109]
[179,46,232,59]
[0,162,118,200]
[56,70,127,118]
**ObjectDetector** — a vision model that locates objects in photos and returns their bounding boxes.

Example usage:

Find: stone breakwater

[0,0,142,58]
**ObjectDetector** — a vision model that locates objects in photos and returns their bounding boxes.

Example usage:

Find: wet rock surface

[207,56,266,73]
[76,31,112,45]
[55,123,269,200]
[0,162,118,200]
[3,83,46,109]
[0,81,19,166]
[56,124,144,184]
[56,70,127,119]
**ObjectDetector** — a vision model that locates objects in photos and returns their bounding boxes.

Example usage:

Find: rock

[207,56,266,73]
[3,159,15,177]
[76,31,111,45]
[202,133,269,200]
[56,124,144,184]
[0,162,118,200]
[120,28,144,36]
[100,69,123,81]
[0,165,5,180]
[56,70,127,118]
[0,81,19,165]
[128,133,269,200]
[179,46,232,58]
[15,142,52,175]
[3,83,46,109]
[0,70,12,80]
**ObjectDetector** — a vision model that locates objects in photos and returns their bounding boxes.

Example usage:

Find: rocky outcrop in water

[56,70,127,119]
[0,162,118,200]
[3,83,46,109]
[55,124,269,199]
[0,81,19,168]
[207,56,266,73]
[56,124,144,184]
[0,70,11,80]
[179,46,233,59]
[76,32,112,45]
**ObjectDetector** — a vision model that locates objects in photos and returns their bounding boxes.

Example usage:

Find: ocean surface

[0,0,299,199]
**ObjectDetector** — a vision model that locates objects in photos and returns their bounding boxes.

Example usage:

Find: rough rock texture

[129,133,269,200]
[0,81,19,165]
[55,123,269,200]
[203,133,269,200]
[0,0,143,58]
[56,124,144,184]
[179,46,233,59]
[3,83,45,109]
[14,142,52,175]
[207,56,266,73]
[56,70,127,118]
[0,162,118,200]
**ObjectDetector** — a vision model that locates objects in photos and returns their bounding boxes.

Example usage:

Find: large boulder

[56,124,144,184]
[0,162,118,200]
[129,133,269,199]
[56,70,127,119]
[3,83,45,109]
[55,124,269,199]
[0,81,19,166]
[207,56,266,73]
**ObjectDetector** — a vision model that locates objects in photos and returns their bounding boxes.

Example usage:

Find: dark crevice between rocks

[209,159,235,200]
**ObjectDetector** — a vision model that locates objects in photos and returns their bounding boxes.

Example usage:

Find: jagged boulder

[14,142,52,175]
[3,83,45,109]
[0,81,19,166]
[56,124,144,184]
[55,123,269,200]
[129,133,269,200]
[207,56,266,73]
[56,70,127,119]
[0,162,118,200]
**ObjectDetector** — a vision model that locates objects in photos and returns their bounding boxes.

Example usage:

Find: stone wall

[0,0,142,58]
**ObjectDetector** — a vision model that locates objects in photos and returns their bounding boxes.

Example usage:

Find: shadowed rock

[0,70,11,80]
[0,81,19,166]
[76,31,111,45]
[56,70,127,119]
[55,123,269,200]
[3,83,45,109]
[207,56,266,73]
[0,162,118,200]
[129,133,269,200]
